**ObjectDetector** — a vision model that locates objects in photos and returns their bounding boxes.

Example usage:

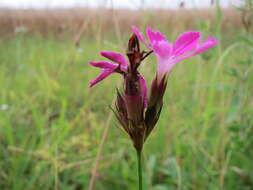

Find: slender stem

[137,150,143,190]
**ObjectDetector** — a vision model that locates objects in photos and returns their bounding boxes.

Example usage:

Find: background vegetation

[0,3,253,190]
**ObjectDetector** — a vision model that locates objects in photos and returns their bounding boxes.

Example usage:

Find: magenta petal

[173,31,200,57]
[152,40,173,59]
[139,75,148,108]
[100,51,128,72]
[194,37,218,55]
[131,25,150,49]
[146,26,167,44]
[89,69,114,87]
[89,61,118,69]
[156,56,176,83]
[175,37,218,63]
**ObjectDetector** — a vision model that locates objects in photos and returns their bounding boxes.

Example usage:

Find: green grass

[0,29,253,190]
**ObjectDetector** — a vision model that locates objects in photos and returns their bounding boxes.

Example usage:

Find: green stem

[137,150,142,190]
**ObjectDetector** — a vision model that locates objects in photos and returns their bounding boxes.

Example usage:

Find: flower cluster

[88,26,217,151]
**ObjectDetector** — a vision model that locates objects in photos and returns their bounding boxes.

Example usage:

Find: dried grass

[0,8,242,37]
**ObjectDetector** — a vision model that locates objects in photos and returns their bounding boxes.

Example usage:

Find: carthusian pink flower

[131,25,218,139]
[89,26,218,149]
[88,51,128,87]
[88,26,217,190]
[89,34,150,151]
[132,26,218,83]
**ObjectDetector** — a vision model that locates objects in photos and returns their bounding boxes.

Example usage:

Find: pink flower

[88,26,219,155]
[88,51,128,87]
[88,49,148,107]
[131,26,218,82]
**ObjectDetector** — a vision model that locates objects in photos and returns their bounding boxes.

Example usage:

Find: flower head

[88,26,218,152]
[131,26,217,138]
[88,51,128,87]
[131,26,218,83]
[89,34,152,151]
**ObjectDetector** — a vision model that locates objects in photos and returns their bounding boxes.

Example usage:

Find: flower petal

[89,69,114,87]
[139,74,148,108]
[152,40,173,59]
[89,61,118,69]
[100,51,128,72]
[156,56,176,83]
[146,26,167,44]
[194,37,218,55]
[173,31,200,57]
[175,37,218,63]
[131,25,150,49]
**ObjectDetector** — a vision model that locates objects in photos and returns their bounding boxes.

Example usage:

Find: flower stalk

[137,150,143,190]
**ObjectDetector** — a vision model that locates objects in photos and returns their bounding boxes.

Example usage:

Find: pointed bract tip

[89,81,94,88]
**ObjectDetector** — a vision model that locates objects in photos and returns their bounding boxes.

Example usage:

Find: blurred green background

[0,1,253,190]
